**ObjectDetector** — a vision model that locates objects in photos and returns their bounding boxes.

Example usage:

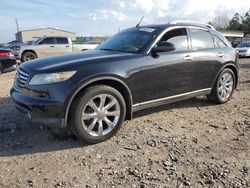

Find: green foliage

[228,10,250,32]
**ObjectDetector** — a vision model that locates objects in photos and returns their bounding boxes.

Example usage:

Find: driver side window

[160,28,188,51]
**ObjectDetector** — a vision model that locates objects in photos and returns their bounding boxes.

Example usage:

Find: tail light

[0,52,12,57]
[235,50,240,55]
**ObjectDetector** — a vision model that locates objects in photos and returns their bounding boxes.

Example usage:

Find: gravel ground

[0,59,249,188]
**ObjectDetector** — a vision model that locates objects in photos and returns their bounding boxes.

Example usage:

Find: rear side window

[160,28,188,51]
[213,35,227,48]
[190,28,214,49]
[56,37,68,44]
[40,37,55,44]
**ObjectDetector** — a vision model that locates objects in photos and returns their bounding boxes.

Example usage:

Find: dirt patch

[0,59,249,187]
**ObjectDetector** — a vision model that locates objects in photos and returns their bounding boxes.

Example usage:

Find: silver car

[235,42,250,57]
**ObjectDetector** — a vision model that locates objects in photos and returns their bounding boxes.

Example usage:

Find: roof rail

[170,20,216,30]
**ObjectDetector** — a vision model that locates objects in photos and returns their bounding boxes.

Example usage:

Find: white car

[235,42,250,57]
[12,36,99,62]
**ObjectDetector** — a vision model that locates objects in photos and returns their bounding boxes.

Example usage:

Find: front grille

[239,49,247,53]
[15,68,29,88]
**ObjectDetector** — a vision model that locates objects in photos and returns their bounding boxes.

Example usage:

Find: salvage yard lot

[0,59,249,187]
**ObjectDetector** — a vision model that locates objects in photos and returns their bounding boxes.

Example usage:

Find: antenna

[136,16,144,27]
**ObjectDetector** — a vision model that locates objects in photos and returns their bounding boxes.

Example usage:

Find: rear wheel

[207,68,235,104]
[70,85,126,144]
[21,51,37,62]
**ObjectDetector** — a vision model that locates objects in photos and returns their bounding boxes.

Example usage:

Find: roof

[17,27,76,34]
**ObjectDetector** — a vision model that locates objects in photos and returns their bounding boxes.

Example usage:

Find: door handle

[217,52,224,57]
[50,46,55,47]
[184,55,192,61]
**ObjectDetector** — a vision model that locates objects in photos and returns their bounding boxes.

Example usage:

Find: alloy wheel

[218,72,234,100]
[81,94,121,137]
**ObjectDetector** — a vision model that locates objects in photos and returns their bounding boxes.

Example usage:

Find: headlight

[29,71,76,85]
[12,46,21,50]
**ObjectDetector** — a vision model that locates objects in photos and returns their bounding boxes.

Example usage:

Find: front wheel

[21,51,37,62]
[70,85,126,144]
[207,68,235,104]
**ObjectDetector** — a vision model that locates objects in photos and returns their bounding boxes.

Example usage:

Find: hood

[21,50,136,73]
[236,47,250,50]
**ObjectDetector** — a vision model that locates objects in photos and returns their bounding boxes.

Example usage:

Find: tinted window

[213,35,227,48]
[97,28,158,53]
[190,29,214,49]
[56,37,68,44]
[40,37,55,45]
[160,28,188,51]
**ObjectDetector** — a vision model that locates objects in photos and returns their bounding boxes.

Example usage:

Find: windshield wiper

[99,48,117,52]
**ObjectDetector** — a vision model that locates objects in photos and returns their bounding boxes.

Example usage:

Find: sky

[0,0,250,42]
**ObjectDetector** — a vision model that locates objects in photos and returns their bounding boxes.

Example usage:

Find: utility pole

[15,18,20,32]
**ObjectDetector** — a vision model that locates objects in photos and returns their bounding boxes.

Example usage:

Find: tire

[70,85,126,144]
[207,68,235,104]
[21,51,37,62]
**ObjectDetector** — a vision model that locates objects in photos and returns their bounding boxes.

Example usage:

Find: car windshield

[238,43,250,48]
[32,38,43,44]
[96,28,158,53]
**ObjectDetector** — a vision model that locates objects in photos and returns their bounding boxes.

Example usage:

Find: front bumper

[12,50,21,60]
[10,88,66,128]
[239,52,250,57]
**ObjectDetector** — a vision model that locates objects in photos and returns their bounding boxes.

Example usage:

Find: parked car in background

[231,41,241,48]
[12,36,99,62]
[11,21,238,143]
[0,49,17,74]
[235,42,250,57]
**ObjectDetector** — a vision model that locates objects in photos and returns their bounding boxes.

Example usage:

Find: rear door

[187,28,223,90]
[55,37,72,54]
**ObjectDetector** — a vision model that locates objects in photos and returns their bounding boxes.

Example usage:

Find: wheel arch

[63,76,133,128]
[212,63,238,89]
[21,50,38,60]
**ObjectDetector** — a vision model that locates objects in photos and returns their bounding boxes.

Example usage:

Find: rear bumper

[10,88,66,128]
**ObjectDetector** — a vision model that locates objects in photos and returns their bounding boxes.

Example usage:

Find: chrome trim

[18,69,29,77]
[146,25,209,54]
[133,88,211,112]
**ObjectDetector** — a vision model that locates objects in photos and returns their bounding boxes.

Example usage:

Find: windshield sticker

[139,28,155,33]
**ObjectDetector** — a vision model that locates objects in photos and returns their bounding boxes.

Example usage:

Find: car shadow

[0,96,86,157]
[0,96,215,157]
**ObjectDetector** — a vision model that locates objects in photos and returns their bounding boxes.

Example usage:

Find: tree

[241,10,250,32]
[228,13,241,30]
[212,13,229,30]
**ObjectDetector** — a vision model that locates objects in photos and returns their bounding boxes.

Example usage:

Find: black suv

[11,21,238,143]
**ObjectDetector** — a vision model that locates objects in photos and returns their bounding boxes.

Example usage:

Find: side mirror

[152,41,175,53]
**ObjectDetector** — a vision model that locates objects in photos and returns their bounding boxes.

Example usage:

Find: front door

[128,28,195,104]
[36,37,57,57]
